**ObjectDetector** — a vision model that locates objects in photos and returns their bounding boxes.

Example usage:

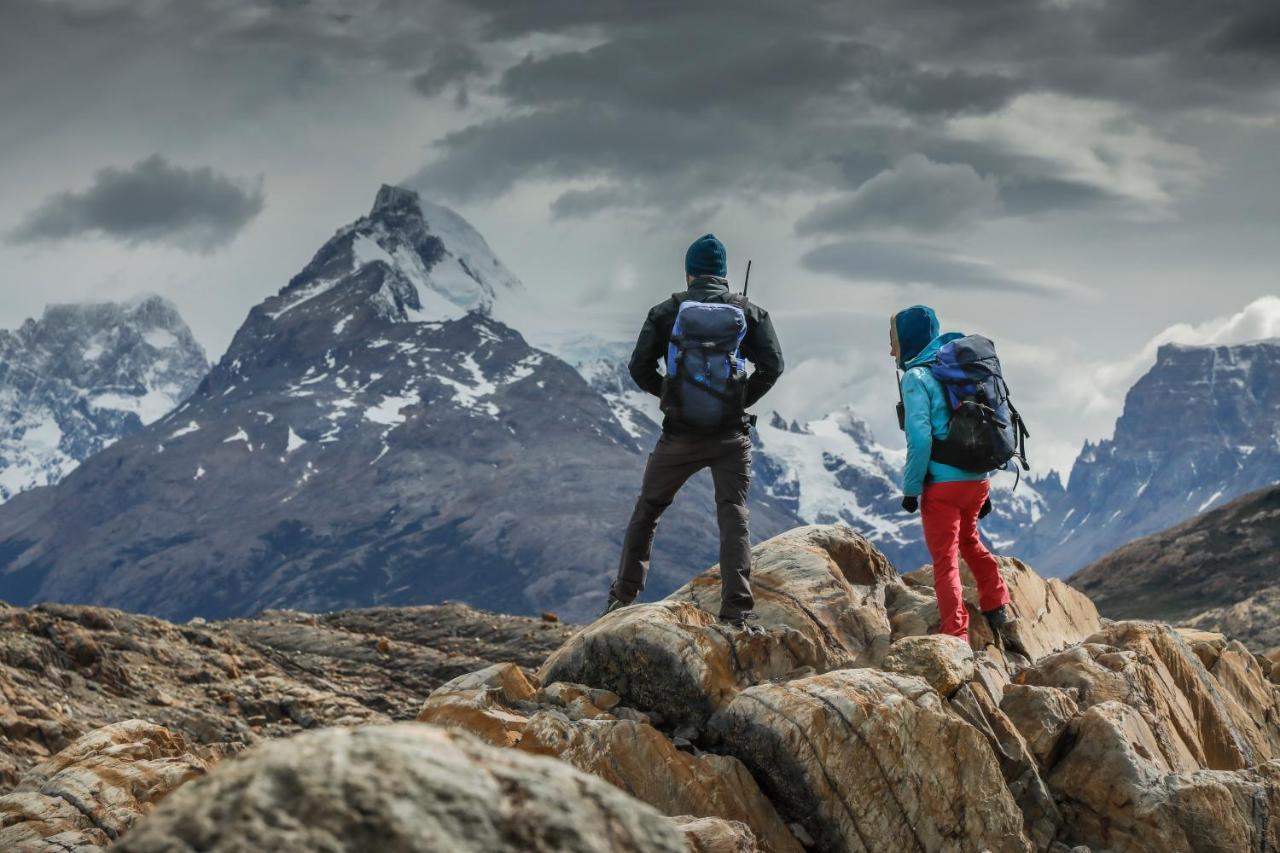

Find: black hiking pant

[610,431,754,619]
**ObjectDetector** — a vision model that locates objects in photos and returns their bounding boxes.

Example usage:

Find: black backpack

[928,335,1030,473]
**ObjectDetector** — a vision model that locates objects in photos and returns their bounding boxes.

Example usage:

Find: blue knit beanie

[684,233,727,278]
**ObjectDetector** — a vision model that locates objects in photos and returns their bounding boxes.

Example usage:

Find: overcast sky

[3,0,1279,477]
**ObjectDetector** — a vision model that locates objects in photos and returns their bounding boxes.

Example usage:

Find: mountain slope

[0,186,796,622]
[0,297,206,502]
[1070,483,1280,650]
[1015,339,1280,576]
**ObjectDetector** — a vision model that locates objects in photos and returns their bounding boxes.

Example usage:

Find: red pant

[920,480,1009,642]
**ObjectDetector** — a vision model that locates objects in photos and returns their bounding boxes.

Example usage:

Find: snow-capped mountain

[0,297,207,503]
[0,186,797,622]
[1015,339,1280,577]
[751,406,1055,570]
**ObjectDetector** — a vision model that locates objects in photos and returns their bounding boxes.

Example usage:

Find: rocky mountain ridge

[1015,338,1280,576]
[3,524,1276,851]
[0,297,206,503]
[1071,483,1280,655]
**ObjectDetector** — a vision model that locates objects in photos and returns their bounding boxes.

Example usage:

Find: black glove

[978,498,993,519]
[901,496,918,514]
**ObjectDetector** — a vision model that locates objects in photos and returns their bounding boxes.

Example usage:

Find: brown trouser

[610,431,754,619]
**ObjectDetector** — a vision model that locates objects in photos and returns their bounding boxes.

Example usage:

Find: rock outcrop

[540,527,898,732]
[116,724,690,852]
[445,525,1275,852]
[0,720,209,850]
[418,663,801,853]
[3,523,1278,852]
[0,600,573,790]
[1188,583,1280,657]
[708,668,1030,852]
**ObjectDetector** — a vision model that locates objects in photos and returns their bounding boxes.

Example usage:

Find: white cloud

[796,154,1001,235]
[948,93,1207,219]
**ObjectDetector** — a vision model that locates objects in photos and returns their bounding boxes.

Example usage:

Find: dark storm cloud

[411,43,485,105]
[401,0,1280,224]
[801,239,1071,296]
[8,0,1279,237]
[10,155,264,252]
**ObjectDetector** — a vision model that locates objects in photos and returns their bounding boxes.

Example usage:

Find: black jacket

[628,276,785,433]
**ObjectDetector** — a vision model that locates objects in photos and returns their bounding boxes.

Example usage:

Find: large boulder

[1178,632,1280,757]
[882,634,975,697]
[1021,621,1273,771]
[1048,701,1280,852]
[115,724,689,852]
[541,526,897,731]
[706,668,1031,853]
[0,720,210,851]
[949,681,1061,849]
[999,684,1080,767]
[418,663,803,853]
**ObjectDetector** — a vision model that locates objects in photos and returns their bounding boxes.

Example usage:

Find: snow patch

[364,391,421,426]
[223,428,251,449]
[1198,489,1224,513]
[144,328,178,349]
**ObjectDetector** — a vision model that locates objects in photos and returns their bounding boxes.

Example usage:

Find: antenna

[742,260,753,298]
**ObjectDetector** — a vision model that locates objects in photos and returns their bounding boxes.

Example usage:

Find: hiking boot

[718,612,763,635]
[983,605,1028,657]
[983,604,1015,629]
[600,597,630,619]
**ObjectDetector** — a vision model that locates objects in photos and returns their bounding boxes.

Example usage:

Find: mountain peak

[371,183,423,217]
[0,298,207,503]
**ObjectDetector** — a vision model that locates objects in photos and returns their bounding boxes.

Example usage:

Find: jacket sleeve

[628,305,667,397]
[743,307,785,408]
[901,368,933,497]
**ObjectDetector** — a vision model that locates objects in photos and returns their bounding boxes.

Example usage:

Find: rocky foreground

[3,525,1278,852]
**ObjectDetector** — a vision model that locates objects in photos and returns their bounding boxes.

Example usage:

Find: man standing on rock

[602,234,784,628]
[890,304,1020,648]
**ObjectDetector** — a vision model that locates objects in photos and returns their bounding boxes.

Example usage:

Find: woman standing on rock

[889,304,1022,649]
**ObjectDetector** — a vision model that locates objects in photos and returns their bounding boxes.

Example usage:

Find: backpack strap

[895,370,906,432]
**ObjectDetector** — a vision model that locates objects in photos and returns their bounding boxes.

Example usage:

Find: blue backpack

[929,335,1030,473]
[661,295,749,430]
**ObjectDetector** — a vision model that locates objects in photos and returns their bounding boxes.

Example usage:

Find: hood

[686,275,731,301]
[904,331,965,370]
[892,305,939,369]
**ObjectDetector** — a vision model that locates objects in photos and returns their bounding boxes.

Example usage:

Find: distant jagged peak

[16,293,193,339]
[266,184,523,328]
[4,294,207,371]
[818,403,878,444]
